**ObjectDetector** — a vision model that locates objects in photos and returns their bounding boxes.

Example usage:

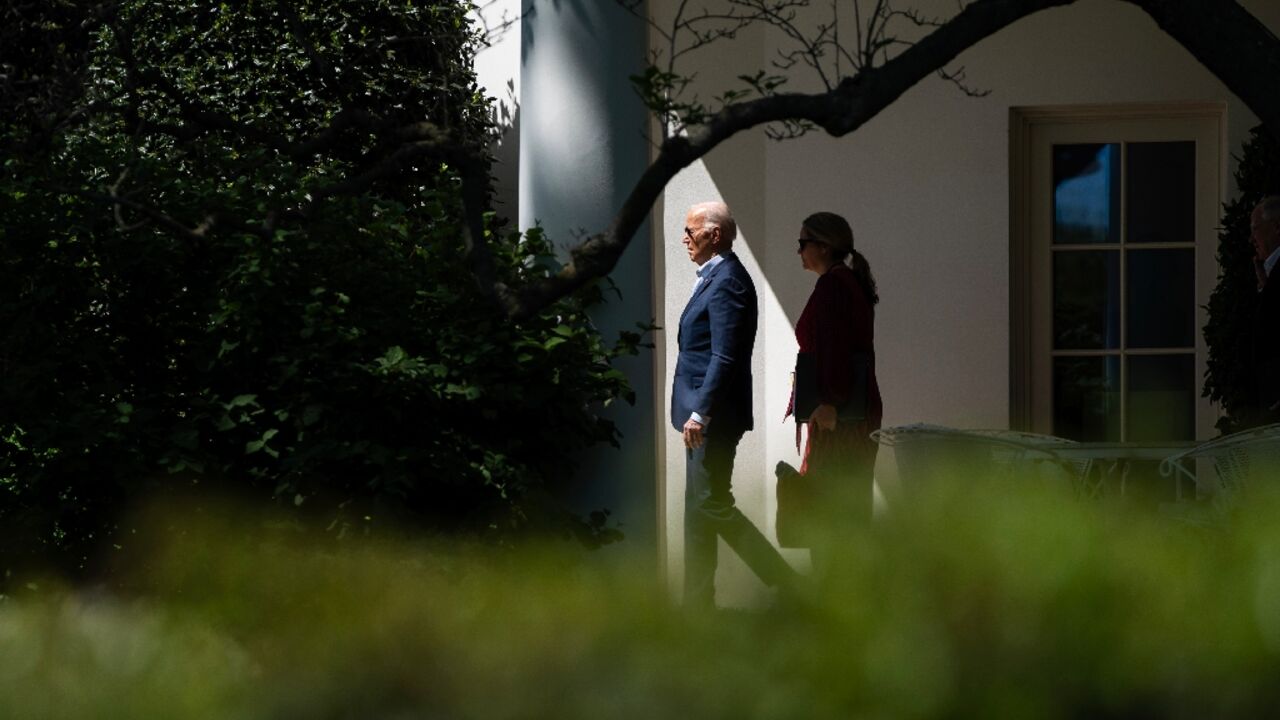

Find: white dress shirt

[690,253,725,298]
[1266,245,1280,280]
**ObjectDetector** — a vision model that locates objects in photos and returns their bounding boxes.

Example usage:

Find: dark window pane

[1054,143,1121,245]
[1128,355,1196,441]
[1127,248,1195,348]
[1053,356,1122,442]
[1127,141,1195,244]
[1054,250,1121,350]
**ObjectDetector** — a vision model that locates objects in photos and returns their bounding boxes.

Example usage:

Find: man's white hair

[1260,195,1280,222]
[690,201,737,243]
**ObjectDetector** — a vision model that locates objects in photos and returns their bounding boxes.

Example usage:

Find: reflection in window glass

[1053,356,1121,442]
[1128,355,1195,441]
[1053,251,1120,350]
[1053,144,1121,245]
[1127,248,1195,349]
[1127,142,1195,244]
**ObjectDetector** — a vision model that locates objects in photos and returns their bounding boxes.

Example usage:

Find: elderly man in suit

[673,201,797,610]
[1251,196,1280,420]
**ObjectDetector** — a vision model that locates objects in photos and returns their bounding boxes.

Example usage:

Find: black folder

[793,351,869,423]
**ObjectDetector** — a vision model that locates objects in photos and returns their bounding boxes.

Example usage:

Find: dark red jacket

[795,265,883,429]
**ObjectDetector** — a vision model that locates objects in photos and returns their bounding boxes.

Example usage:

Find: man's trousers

[684,430,797,609]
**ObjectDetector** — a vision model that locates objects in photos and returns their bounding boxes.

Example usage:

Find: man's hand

[682,418,706,450]
[808,403,837,432]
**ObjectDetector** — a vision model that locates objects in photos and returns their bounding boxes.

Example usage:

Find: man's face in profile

[1252,204,1280,262]
[683,209,718,265]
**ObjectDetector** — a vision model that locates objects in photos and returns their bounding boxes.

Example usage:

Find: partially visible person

[673,201,799,610]
[1250,196,1280,421]
[786,211,883,585]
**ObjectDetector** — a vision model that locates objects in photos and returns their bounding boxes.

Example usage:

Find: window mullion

[1119,141,1129,442]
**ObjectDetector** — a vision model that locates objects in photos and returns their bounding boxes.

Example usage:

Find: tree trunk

[1127,0,1280,142]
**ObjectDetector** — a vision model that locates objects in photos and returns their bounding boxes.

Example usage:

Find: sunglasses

[796,237,827,250]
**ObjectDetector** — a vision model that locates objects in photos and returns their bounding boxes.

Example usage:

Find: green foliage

[1204,126,1280,432]
[0,0,641,581]
[630,65,711,127]
[8,485,1280,718]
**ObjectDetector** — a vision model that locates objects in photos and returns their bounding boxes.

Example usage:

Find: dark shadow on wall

[699,132,812,330]
[521,0,609,65]
[519,0,536,64]
[490,102,520,222]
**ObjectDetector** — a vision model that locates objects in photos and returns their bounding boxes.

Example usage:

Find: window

[1011,106,1223,442]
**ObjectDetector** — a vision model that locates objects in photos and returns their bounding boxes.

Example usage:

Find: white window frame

[1009,103,1226,441]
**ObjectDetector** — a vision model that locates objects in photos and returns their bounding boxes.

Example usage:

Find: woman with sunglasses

[787,211,883,586]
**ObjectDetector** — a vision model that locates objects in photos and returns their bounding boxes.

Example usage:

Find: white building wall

[655,0,1280,607]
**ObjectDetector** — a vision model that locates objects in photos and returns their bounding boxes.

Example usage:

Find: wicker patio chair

[1159,422,1280,504]
[870,424,1080,499]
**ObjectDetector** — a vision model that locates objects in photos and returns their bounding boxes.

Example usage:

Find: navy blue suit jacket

[671,252,758,435]
[1256,272,1280,419]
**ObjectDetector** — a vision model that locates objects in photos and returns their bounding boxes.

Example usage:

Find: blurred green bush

[5,484,1280,719]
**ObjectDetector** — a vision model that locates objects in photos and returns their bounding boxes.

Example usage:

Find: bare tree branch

[535,0,1280,321]
[510,0,1082,318]
[1127,0,1280,135]
[936,64,990,97]
[748,0,835,89]
[472,0,531,48]
[71,187,227,242]
[108,169,147,232]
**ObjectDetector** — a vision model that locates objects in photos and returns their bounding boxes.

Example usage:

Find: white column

[519,0,656,561]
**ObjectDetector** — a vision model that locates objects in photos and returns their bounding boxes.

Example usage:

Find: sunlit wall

[478,0,1280,608]
[652,0,1280,607]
